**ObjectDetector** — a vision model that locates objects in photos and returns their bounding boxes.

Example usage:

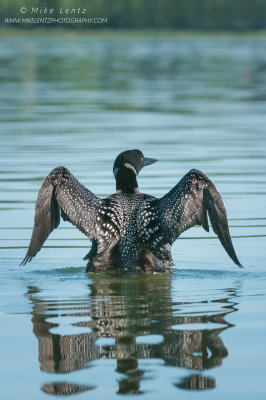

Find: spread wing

[21,166,119,265]
[138,169,242,267]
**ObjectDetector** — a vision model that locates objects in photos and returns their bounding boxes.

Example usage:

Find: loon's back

[85,191,171,273]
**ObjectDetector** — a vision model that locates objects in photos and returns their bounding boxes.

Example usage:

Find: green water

[0,34,266,399]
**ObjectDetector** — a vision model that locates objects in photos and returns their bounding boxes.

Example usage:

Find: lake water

[0,33,266,399]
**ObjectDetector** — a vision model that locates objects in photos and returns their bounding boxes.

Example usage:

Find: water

[0,34,266,399]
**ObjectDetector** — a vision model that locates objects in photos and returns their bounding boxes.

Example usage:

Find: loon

[21,149,242,272]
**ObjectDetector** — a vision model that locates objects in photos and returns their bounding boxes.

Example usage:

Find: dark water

[0,34,266,399]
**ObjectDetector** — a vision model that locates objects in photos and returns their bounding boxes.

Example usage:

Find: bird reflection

[41,382,96,395]
[176,374,216,391]
[27,274,238,395]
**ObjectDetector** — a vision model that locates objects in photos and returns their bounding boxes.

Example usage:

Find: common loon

[21,149,242,272]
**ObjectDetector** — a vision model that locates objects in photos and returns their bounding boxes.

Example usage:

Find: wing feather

[139,169,242,268]
[21,166,102,265]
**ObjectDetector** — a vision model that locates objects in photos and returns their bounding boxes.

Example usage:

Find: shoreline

[1,27,266,37]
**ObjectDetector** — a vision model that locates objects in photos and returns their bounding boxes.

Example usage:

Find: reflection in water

[27,275,238,395]
[41,382,96,396]
[176,375,216,391]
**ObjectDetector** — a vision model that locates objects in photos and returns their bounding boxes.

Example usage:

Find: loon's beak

[143,157,158,167]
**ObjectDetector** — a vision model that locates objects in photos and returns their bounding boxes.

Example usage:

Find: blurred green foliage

[1,0,266,30]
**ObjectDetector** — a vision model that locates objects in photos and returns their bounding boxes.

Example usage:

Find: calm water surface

[0,34,266,399]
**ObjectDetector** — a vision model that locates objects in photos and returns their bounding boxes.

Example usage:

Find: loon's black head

[113,149,158,193]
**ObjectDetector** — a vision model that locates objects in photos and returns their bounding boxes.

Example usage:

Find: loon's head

[113,149,158,192]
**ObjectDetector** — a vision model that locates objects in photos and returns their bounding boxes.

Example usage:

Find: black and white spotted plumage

[21,166,107,265]
[21,150,242,271]
[137,169,242,268]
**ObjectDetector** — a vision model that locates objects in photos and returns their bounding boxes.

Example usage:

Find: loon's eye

[141,157,144,162]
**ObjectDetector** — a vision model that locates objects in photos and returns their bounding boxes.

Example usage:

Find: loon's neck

[115,166,138,193]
